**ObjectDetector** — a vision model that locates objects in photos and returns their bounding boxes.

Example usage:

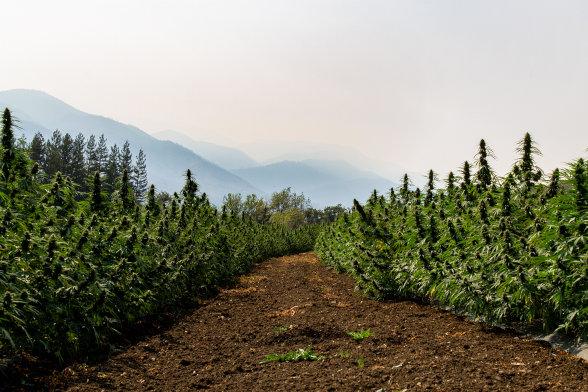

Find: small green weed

[261,344,325,364]
[273,326,288,334]
[346,328,374,341]
[339,349,350,358]
[357,357,364,368]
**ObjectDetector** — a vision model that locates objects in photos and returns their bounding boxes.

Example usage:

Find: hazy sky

[2,0,587,178]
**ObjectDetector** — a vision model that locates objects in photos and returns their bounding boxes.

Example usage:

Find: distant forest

[27,131,148,201]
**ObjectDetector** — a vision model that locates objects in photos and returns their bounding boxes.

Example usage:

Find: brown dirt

[32,252,588,390]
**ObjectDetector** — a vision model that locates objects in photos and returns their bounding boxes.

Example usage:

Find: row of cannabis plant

[315,134,586,339]
[0,108,319,362]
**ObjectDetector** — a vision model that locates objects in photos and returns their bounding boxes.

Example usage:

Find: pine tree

[60,133,74,178]
[71,133,87,191]
[120,141,133,174]
[104,145,120,193]
[133,148,148,203]
[29,132,46,168]
[44,130,64,177]
[86,135,99,174]
[96,134,108,176]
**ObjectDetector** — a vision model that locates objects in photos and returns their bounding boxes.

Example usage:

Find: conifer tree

[60,133,74,178]
[96,134,109,175]
[120,141,133,174]
[133,148,148,203]
[29,132,46,168]
[44,130,64,177]
[71,133,87,191]
[86,135,99,174]
[104,144,120,193]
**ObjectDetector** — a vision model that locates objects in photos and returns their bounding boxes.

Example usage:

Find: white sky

[1,0,587,178]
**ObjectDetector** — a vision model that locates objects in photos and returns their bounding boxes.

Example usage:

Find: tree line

[28,131,148,201]
[222,187,346,229]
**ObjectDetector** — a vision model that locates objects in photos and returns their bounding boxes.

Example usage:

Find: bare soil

[13,252,588,391]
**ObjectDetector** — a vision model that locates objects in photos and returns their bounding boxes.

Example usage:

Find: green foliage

[0,108,320,363]
[346,328,374,341]
[273,326,288,334]
[269,187,309,213]
[223,193,245,216]
[269,208,306,230]
[261,345,325,364]
[223,190,347,226]
[316,135,588,339]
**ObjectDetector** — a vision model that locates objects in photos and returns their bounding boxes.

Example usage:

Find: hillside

[153,130,258,170]
[0,89,260,205]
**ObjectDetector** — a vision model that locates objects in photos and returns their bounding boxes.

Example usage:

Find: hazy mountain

[234,161,334,192]
[150,131,396,207]
[152,130,258,170]
[237,139,424,187]
[234,160,395,208]
[0,89,260,205]
[301,159,383,181]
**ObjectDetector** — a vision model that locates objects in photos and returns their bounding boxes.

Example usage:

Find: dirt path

[57,252,586,391]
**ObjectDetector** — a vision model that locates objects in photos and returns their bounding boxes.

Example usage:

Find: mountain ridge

[0,89,396,207]
[0,89,261,205]
[152,130,258,170]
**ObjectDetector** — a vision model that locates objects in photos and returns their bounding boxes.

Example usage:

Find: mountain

[151,131,396,207]
[0,89,260,205]
[236,139,428,187]
[233,160,394,208]
[152,130,258,170]
[300,159,383,181]
[234,161,334,192]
